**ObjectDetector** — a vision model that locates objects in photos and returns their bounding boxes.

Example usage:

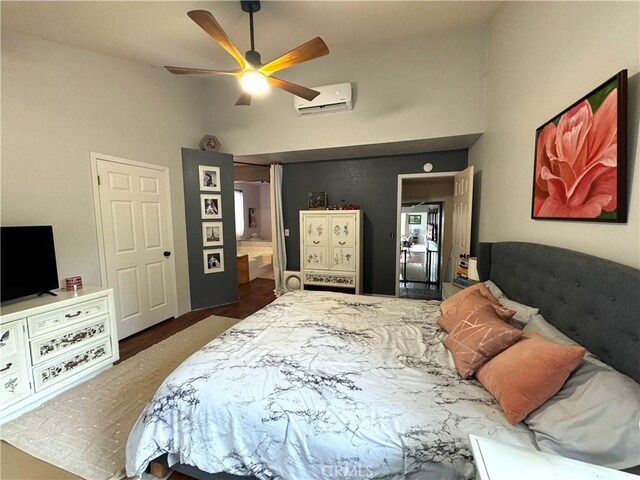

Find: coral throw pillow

[476,332,586,424]
[438,289,515,333]
[443,304,523,379]
[441,282,499,315]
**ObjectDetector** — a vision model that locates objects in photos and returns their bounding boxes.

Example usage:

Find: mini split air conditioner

[293,83,353,116]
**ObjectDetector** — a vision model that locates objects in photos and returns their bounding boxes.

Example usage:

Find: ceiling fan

[165,0,330,106]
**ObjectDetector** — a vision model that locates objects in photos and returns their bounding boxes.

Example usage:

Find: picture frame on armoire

[532,69,627,223]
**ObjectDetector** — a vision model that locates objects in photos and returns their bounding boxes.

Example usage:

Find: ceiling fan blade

[259,37,329,77]
[187,10,247,70]
[267,76,320,102]
[165,66,241,76]
[236,93,252,106]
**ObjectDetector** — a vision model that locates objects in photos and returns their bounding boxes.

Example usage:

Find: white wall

[469,1,640,268]
[1,32,210,314]
[205,24,488,156]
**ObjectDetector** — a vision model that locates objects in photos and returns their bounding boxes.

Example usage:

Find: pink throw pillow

[476,332,586,424]
[438,289,515,333]
[443,304,523,379]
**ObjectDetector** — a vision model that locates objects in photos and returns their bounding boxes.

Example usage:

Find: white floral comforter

[126,291,536,479]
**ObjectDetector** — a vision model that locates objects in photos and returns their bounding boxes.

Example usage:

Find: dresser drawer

[304,271,356,288]
[34,337,112,392]
[0,365,31,407]
[29,315,111,365]
[0,321,23,358]
[27,297,108,337]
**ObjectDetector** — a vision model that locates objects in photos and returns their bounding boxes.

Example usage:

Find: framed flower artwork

[532,70,627,222]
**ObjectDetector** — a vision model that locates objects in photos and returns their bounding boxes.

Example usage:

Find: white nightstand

[469,434,635,480]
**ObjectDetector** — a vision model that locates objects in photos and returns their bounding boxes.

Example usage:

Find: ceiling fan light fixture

[240,70,269,94]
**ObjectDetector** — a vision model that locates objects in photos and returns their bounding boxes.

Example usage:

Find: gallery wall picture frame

[201,194,222,219]
[202,222,223,247]
[248,207,257,228]
[532,69,627,223]
[203,249,225,274]
[308,192,328,210]
[199,165,221,192]
[408,214,422,224]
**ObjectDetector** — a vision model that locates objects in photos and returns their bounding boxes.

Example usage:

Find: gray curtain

[270,164,287,296]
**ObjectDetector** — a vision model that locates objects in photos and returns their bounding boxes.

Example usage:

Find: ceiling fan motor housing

[245,50,262,66]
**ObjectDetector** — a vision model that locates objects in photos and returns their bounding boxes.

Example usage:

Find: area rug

[0,315,242,480]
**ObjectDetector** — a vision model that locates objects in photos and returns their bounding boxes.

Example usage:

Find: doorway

[395,168,474,300]
[90,152,179,339]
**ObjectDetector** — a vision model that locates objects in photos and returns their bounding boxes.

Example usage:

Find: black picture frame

[308,192,327,210]
[532,70,627,223]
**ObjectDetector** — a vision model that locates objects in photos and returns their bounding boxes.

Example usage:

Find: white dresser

[0,287,119,422]
[299,210,363,294]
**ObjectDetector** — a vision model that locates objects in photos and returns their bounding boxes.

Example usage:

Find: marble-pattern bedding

[126,291,536,479]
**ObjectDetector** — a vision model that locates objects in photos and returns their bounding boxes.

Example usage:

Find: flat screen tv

[1,226,59,302]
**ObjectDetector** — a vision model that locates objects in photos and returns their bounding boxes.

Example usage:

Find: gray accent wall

[182,148,238,309]
[282,150,468,295]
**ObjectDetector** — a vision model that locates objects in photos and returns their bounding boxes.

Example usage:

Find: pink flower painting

[532,72,626,222]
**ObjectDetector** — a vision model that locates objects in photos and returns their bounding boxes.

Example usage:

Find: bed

[126,242,640,479]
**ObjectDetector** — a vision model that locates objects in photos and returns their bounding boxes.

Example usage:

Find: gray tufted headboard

[477,242,640,384]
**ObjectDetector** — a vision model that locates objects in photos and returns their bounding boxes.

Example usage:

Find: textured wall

[282,150,467,295]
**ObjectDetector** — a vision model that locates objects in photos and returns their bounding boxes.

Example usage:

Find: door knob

[163,251,171,257]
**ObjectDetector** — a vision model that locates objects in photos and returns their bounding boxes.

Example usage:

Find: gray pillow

[524,315,640,470]
[484,280,539,327]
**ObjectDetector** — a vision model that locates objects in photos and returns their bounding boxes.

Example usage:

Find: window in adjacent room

[235,189,244,238]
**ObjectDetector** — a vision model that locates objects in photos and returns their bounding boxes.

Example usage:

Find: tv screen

[1,226,60,302]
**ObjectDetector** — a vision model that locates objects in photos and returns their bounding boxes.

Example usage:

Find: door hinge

[97,175,101,186]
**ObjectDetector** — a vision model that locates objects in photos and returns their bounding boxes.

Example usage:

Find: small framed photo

[408,214,422,224]
[199,165,220,192]
[202,222,223,247]
[308,192,327,210]
[201,194,222,219]
[203,249,224,274]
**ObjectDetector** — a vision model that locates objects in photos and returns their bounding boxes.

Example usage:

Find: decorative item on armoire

[308,192,328,210]
[532,70,627,222]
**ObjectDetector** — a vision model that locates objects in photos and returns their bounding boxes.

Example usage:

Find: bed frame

[477,241,640,384]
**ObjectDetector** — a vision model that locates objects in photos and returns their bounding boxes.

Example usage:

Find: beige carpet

[0,315,242,480]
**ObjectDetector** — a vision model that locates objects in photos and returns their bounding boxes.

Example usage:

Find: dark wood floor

[117,278,276,364]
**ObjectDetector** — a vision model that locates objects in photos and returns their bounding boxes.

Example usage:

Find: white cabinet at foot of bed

[0,287,119,423]
[299,210,363,294]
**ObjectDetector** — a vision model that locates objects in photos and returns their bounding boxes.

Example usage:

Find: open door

[451,166,474,271]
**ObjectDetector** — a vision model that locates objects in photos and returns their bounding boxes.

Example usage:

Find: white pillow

[524,314,640,470]
[484,280,539,327]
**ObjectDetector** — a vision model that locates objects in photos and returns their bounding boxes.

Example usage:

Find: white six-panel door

[451,165,474,264]
[94,155,178,339]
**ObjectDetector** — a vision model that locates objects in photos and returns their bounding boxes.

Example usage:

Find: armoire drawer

[304,271,356,288]
[27,296,108,337]
[34,337,112,392]
[29,315,111,365]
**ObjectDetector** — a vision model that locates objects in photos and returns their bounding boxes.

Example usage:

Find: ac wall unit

[293,83,353,116]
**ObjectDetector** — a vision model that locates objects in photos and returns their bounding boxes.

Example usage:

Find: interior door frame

[89,152,179,319]
[395,172,457,297]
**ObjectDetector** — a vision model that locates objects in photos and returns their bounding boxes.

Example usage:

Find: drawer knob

[339,241,346,245]
[65,310,82,318]
[0,362,13,372]
[313,241,320,245]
